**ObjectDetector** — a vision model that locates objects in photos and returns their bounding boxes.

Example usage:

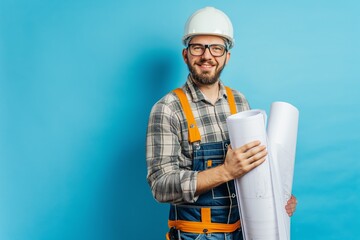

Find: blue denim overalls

[167,88,243,240]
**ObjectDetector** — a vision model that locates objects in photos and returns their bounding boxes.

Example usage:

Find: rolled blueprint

[267,102,299,240]
[227,110,278,239]
[226,102,299,240]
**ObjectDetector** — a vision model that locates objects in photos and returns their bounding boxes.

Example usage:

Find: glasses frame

[187,43,228,57]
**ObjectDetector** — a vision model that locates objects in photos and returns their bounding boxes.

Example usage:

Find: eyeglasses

[187,44,228,57]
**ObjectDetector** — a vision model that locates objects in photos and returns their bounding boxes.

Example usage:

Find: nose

[201,47,213,59]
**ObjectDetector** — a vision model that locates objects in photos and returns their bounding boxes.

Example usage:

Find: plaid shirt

[146,76,250,204]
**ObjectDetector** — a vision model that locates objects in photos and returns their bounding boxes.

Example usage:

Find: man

[146,6,297,240]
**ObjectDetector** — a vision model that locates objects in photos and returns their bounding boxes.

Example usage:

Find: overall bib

[167,87,243,240]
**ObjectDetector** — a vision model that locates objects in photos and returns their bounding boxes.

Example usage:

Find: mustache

[197,59,216,65]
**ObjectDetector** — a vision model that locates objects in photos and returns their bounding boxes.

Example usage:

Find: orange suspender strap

[173,87,237,143]
[225,86,237,115]
[201,208,211,223]
[173,88,201,143]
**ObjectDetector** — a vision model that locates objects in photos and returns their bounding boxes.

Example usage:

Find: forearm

[147,164,198,203]
[195,164,232,196]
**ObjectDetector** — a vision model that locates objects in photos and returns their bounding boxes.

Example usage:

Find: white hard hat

[182,7,234,49]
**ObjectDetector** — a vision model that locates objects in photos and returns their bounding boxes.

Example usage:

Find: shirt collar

[184,75,228,103]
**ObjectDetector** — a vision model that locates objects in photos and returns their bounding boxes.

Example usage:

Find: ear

[182,48,188,64]
[225,51,231,65]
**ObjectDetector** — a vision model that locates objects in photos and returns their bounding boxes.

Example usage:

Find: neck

[196,81,220,105]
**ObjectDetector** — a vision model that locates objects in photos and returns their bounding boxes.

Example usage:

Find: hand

[223,140,267,180]
[285,195,297,217]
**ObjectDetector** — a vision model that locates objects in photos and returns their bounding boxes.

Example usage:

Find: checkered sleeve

[146,95,198,204]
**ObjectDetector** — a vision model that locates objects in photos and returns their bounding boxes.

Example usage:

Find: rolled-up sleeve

[146,100,197,204]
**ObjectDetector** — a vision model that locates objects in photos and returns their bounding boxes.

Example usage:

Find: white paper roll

[226,102,299,240]
[227,110,277,239]
[267,102,299,240]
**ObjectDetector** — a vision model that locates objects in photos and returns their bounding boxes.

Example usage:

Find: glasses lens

[189,44,204,56]
[210,45,225,57]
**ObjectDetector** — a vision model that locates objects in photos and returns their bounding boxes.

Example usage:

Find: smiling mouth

[200,64,213,68]
[197,62,215,70]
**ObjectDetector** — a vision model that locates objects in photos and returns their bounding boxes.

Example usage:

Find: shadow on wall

[97,47,181,240]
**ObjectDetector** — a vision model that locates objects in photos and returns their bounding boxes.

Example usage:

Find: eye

[211,45,224,52]
[192,45,204,51]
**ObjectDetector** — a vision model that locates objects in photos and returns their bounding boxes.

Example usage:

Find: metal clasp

[194,142,201,150]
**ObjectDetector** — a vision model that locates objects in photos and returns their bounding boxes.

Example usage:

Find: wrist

[219,164,233,182]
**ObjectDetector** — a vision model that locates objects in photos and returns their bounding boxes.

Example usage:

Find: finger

[244,145,267,160]
[285,205,295,216]
[246,156,266,172]
[285,197,297,216]
[245,152,267,168]
[285,202,296,210]
[287,195,297,205]
[237,140,261,153]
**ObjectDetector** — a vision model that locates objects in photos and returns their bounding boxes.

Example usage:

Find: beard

[187,58,226,85]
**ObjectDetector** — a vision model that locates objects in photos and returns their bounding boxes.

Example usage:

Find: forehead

[189,35,226,45]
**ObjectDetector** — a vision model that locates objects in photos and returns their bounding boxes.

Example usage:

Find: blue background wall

[1,0,359,239]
